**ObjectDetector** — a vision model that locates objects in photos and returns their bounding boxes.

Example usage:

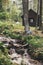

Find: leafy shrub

[0,57,12,65]
[0,12,6,20]
[0,11,10,20]
[24,35,43,61]
[0,21,24,34]
[0,42,12,65]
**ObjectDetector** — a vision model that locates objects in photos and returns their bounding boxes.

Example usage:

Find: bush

[0,12,6,20]
[24,35,43,61]
[0,42,12,65]
[0,57,12,65]
[0,12,10,20]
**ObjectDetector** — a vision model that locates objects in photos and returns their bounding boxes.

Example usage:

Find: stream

[0,36,43,65]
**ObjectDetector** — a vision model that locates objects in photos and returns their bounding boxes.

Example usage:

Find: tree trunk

[39,0,42,30]
[22,0,30,33]
[36,0,39,30]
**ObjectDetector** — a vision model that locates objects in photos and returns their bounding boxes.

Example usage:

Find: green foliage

[9,33,22,39]
[0,42,12,65]
[0,56,12,65]
[0,21,43,61]
[0,12,10,20]
[2,29,22,39]
[0,0,22,21]
[24,35,43,61]
[0,0,10,20]
[0,0,3,12]
[0,42,8,55]
[0,21,24,34]
[0,41,20,65]
[11,3,21,22]
[0,21,23,39]
[0,12,6,20]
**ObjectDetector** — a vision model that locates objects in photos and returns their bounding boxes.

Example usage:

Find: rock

[26,30,32,35]
[15,49,25,55]
[8,48,15,55]
[29,59,38,64]
[12,57,18,60]
[2,40,8,43]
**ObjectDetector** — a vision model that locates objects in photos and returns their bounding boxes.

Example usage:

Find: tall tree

[36,0,39,29]
[22,0,30,33]
[39,0,42,30]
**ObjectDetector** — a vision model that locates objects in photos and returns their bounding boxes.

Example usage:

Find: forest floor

[30,27,43,37]
[0,36,43,65]
[0,21,43,65]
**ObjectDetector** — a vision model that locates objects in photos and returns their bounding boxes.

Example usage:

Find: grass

[0,21,24,34]
[23,35,43,61]
[0,42,20,65]
[0,21,43,62]
[0,42,13,65]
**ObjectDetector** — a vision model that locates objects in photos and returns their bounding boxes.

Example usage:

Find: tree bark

[22,0,30,33]
[39,0,42,30]
[36,0,39,30]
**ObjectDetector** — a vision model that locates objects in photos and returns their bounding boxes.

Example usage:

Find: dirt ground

[30,27,43,37]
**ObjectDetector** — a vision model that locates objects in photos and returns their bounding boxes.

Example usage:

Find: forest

[0,0,43,65]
